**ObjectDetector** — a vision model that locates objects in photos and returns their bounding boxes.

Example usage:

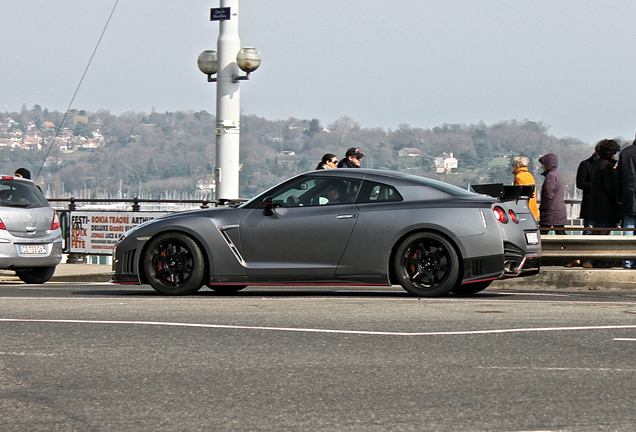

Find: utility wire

[35,0,120,181]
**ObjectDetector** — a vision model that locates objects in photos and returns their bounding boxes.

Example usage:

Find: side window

[267,177,362,207]
[356,181,403,204]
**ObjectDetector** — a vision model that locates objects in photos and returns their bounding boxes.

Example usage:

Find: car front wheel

[16,266,56,284]
[394,232,460,297]
[144,233,205,295]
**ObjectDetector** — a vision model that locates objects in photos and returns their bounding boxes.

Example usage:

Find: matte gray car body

[111,169,541,296]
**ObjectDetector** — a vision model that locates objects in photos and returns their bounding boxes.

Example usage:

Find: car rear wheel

[394,232,460,297]
[208,285,247,294]
[451,280,493,296]
[16,266,56,284]
[144,233,205,295]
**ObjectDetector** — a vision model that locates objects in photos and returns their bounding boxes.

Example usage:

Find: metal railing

[541,232,636,260]
[49,197,246,263]
[48,197,246,211]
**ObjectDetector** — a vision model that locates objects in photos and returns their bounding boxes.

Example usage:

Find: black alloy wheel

[144,233,205,295]
[394,232,460,297]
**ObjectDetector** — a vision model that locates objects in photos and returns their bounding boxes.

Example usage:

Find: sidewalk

[492,266,636,291]
[1,264,635,290]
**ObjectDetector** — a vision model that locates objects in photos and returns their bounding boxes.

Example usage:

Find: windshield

[0,180,49,208]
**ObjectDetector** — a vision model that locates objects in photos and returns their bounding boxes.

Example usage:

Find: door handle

[337,214,357,219]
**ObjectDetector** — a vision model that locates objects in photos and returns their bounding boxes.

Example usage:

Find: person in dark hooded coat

[538,153,567,235]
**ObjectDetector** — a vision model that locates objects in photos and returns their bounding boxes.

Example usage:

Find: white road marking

[1,318,636,337]
[0,351,55,357]
[614,338,636,341]
[479,366,636,372]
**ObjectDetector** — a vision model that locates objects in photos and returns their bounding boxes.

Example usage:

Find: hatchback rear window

[0,181,48,208]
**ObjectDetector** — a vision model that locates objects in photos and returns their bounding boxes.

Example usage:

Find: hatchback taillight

[493,206,507,223]
[51,211,60,230]
[0,218,5,230]
[508,209,519,223]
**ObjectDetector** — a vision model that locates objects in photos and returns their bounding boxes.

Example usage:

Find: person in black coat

[616,136,636,268]
[590,139,621,231]
[568,143,600,267]
[589,139,621,268]
[576,143,601,232]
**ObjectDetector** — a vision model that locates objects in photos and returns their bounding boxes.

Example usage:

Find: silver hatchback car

[0,176,63,283]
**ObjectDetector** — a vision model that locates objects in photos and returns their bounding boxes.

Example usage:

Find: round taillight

[493,206,507,223]
[508,209,519,224]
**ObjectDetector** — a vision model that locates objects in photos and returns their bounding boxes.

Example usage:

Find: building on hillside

[23,137,42,150]
[398,147,421,158]
[81,139,100,149]
[435,152,458,174]
[493,151,516,158]
[197,177,216,194]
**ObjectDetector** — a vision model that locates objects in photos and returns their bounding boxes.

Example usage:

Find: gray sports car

[111,169,541,296]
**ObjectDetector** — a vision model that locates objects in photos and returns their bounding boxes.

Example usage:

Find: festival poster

[69,211,168,254]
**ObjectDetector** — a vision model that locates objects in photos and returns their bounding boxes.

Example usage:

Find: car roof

[0,175,34,184]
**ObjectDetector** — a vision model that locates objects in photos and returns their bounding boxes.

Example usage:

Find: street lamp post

[197,0,261,201]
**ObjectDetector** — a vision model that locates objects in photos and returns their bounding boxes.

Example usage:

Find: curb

[491,267,636,291]
[50,273,111,283]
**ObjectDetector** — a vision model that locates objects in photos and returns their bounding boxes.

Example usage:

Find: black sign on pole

[210,7,231,21]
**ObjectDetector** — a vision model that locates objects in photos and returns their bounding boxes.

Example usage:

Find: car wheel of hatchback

[16,266,56,284]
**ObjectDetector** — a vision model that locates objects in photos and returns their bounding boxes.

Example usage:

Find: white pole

[215,0,241,200]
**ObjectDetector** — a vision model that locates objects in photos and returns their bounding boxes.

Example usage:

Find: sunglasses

[329,159,338,163]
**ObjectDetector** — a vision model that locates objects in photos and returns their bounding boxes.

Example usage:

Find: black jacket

[590,158,621,223]
[576,154,597,220]
[337,158,358,168]
[616,143,636,216]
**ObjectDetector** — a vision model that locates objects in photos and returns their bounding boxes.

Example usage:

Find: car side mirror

[262,196,274,216]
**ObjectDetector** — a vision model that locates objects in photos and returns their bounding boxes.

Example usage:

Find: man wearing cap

[337,147,364,168]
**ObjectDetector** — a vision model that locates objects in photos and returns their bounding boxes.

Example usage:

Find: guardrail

[541,227,636,264]
[541,234,636,260]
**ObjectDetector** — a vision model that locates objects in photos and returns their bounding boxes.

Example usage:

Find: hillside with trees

[0,105,616,199]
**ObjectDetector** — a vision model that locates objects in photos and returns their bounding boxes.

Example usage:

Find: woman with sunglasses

[316,153,338,170]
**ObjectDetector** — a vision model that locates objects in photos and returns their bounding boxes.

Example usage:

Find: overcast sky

[2,0,635,145]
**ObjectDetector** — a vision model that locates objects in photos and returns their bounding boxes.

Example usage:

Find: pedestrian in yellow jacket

[512,156,539,219]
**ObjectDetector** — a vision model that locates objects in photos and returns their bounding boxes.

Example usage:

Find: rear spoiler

[470,183,535,202]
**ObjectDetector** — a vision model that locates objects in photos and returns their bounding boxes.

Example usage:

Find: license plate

[19,245,47,254]
[525,232,539,245]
